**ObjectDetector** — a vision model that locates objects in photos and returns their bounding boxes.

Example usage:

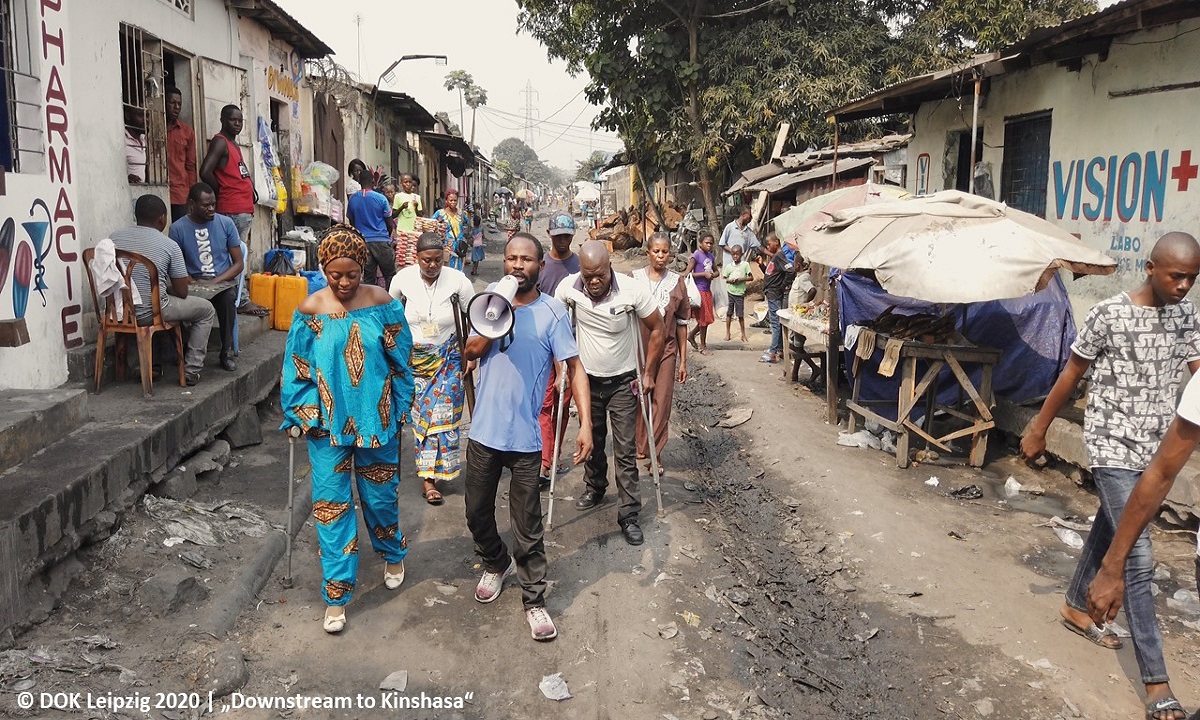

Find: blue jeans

[1065,466,1167,684]
[767,295,783,356]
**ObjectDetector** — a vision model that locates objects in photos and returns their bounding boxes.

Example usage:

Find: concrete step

[0,330,285,637]
[67,314,275,384]
[0,388,88,471]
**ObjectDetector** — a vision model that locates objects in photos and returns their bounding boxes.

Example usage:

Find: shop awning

[373,90,436,130]
[421,132,476,177]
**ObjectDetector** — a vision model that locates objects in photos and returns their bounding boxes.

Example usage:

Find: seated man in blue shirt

[169,182,244,371]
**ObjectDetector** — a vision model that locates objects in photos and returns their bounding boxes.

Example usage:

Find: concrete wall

[905,17,1200,316]
[0,0,247,390]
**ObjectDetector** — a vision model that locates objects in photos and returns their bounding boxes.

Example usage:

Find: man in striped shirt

[110,194,215,385]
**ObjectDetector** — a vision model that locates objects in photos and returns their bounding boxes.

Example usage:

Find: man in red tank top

[201,104,266,316]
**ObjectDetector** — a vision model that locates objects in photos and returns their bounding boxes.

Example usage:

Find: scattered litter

[679,611,700,627]
[855,628,879,642]
[632,564,646,575]
[949,485,983,500]
[1034,515,1093,533]
[972,698,995,717]
[725,589,750,606]
[653,572,671,587]
[423,597,449,607]
[1052,527,1085,550]
[1023,657,1057,672]
[704,586,722,605]
[837,430,882,450]
[880,431,897,454]
[948,531,965,541]
[435,584,458,595]
[1003,476,1022,498]
[1154,564,1172,582]
[539,673,572,701]
[178,551,211,569]
[1167,589,1200,616]
[145,496,277,547]
[679,546,701,561]
[1023,485,1046,496]
[717,408,754,428]
[9,679,34,692]
[683,481,701,492]
[658,622,679,639]
[379,671,408,692]
[850,510,864,516]
[163,537,186,547]
[681,428,699,439]
[913,449,939,463]
[925,477,940,487]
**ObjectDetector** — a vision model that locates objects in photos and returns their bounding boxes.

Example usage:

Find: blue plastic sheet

[837,271,1076,421]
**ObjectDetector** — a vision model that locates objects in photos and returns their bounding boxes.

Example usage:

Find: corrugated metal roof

[743,157,875,194]
[233,0,332,58]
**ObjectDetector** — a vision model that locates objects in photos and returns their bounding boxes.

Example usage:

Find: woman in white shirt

[389,233,477,504]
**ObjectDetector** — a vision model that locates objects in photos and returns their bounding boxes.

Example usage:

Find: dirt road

[4,215,1199,719]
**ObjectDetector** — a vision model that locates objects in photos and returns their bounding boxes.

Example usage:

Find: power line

[537,103,592,154]
[479,109,617,145]
[520,81,539,146]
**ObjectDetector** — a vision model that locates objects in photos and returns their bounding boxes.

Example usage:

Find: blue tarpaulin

[836,271,1076,421]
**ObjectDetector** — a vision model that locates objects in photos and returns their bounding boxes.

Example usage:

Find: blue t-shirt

[169,214,240,278]
[469,292,578,453]
[347,189,392,242]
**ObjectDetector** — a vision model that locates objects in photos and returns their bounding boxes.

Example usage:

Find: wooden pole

[826,274,841,425]
[969,72,981,194]
[831,120,840,191]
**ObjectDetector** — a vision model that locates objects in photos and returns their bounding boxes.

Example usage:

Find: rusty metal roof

[230,0,333,58]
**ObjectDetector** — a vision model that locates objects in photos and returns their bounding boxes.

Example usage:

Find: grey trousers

[584,371,642,525]
[161,295,216,374]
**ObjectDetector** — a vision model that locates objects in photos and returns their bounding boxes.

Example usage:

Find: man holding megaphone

[462,233,593,642]
[557,241,666,546]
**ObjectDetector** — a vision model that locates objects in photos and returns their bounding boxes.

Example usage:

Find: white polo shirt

[556,271,657,378]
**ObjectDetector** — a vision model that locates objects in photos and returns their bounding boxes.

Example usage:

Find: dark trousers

[210,287,238,355]
[464,439,547,609]
[171,204,188,224]
[584,371,642,525]
[363,241,397,289]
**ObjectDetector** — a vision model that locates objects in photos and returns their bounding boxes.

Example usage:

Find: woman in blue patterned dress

[280,225,415,634]
[432,189,468,272]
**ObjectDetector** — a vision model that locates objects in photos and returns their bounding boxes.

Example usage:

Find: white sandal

[384,561,405,590]
[323,609,346,634]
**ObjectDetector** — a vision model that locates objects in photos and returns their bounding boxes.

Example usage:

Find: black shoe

[575,488,605,510]
[185,371,201,386]
[750,320,768,328]
[219,351,237,372]
[621,522,644,545]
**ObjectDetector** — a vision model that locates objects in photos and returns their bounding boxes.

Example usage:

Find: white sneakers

[474,559,516,603]
[525,607,558,641]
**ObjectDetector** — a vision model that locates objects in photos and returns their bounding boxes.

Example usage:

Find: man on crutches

[556,241,665,545]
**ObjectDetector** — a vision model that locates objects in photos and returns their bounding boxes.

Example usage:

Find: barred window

[120,23,167,186]
[0,0,43,173]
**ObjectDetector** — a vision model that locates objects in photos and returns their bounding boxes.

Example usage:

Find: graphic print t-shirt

[1073,292,1200,470]
[169,214,240,279]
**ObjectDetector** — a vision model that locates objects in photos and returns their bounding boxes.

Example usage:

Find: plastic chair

[232,240,247,355]
[82,248,186,397]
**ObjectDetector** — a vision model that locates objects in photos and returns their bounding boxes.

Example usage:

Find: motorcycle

[672,200,705,254]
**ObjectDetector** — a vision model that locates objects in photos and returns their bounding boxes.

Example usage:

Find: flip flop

[238,302,270,317]
[1060,618,1123,649]
[1146,697,1186,720]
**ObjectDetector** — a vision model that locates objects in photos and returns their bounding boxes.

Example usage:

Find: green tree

[493,137,559,188]
[445,70,489,145]
[574,150,610,182]
[517,0,1095,235]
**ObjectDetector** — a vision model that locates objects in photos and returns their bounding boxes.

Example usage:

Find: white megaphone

[467,274,519,340]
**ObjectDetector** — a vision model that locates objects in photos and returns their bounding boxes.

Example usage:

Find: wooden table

[778,306,843,424]
[846,333,1000,468]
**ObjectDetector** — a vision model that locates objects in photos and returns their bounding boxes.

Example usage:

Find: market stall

[778,304,842,424]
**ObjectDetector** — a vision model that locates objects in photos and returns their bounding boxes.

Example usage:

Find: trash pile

[143,496,277,548]
[295,162,340,219]
[589,204,683,251]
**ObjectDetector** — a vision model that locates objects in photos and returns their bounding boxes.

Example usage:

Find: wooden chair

[82,248,186,397]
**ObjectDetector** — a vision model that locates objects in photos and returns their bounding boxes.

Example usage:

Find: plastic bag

[303,161,339,188]
[711,276,728,320]
[264,248,297,276]
[684,275,701,307]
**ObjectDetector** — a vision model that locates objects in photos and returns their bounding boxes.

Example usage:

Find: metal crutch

[282,426,302,589]
[622,306,666,519]
[546,299,578,530]
[545,360,571,531]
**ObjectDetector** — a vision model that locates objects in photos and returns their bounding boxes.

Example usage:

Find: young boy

[722,244,751,342]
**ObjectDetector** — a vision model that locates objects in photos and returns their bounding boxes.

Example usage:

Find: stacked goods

[870,306,957,344]
[396,217,448,268]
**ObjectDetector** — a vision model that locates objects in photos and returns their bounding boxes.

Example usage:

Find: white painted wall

[905,18,1200,315]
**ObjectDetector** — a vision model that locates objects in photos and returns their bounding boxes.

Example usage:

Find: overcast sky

[277,0,624,173]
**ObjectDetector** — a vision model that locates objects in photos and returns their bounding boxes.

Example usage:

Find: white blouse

[389,265,477,346]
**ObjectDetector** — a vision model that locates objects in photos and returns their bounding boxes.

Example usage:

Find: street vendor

[1021,232,1200,720]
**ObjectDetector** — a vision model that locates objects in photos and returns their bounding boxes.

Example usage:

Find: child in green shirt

[722,244,751,342]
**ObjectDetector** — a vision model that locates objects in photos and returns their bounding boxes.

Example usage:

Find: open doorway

[954,129,983,192]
